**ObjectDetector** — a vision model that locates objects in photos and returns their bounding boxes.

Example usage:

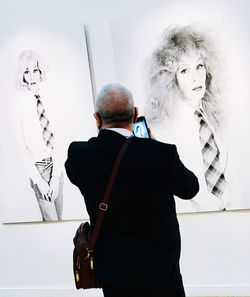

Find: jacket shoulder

[68,141,88,155]
[134,137,176,152]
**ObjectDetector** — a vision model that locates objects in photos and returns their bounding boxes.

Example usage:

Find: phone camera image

[133,119,149,138]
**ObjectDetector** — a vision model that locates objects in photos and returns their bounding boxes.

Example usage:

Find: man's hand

[36,178,50,200]
[148,128,156,140]
[47,176,60,202]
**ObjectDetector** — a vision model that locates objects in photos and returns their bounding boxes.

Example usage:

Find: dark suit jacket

[65,129,199,289]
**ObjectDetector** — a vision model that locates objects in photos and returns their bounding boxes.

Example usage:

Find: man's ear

[94,112,102,129]
[133,107,139,123]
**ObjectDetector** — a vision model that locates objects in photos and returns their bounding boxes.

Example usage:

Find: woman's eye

[197,64,204,69]
[33,68,39,73]
[180,69,187,74]
[24,70,29,74]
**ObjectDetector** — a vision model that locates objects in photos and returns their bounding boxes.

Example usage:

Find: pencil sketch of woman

[145,25,241,212]
[12,50,64,221]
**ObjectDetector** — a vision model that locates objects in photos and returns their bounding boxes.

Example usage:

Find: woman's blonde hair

[16,49,48,90]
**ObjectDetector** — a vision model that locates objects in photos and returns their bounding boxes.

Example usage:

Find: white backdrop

[0,0,250,296]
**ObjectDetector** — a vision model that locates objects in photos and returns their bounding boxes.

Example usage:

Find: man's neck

[101,122,133,133]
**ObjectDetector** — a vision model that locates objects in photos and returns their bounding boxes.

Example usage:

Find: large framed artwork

[0,25,97,222]
[109,1,250,213]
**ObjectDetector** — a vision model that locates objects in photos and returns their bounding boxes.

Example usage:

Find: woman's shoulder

[11,94,24,116]
[11,90,35,118]
[149,120,175,144]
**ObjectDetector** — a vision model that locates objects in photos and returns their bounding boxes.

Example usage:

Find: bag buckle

[99,203,108,211]
[86,249,94,270]
[86,249,93,259]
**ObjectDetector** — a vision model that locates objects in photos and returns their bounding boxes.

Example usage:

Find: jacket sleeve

[171,145,199,199]
[64,142,81,186]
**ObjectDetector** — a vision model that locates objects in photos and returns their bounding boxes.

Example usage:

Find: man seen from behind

[65,83,199,297]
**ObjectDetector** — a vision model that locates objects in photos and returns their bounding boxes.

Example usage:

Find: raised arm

[65,142,82,187]
[171,145,199,199]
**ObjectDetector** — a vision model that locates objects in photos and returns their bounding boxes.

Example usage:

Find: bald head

[95,83,135,125]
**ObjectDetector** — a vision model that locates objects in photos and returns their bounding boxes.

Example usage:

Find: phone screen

[133,117,150,138]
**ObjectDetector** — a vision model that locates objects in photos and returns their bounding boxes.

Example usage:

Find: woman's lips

[193,86,202,91]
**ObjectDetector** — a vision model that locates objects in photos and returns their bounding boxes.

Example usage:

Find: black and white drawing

[0,26,97,222]
[13,50,64,221]
[109,5,250,212]
[144,24,234,212]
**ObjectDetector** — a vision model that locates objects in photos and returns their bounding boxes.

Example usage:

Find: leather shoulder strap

[88,136,133,250]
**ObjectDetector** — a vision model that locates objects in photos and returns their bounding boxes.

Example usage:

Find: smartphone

[133,116,150,138]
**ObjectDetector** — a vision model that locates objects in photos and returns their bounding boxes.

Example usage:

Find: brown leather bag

[73,137,132,289]
[73,221,99,289]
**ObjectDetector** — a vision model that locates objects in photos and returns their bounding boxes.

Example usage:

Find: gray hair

[95,83,135,124]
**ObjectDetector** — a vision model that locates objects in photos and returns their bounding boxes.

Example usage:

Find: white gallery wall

[0,0,250,296]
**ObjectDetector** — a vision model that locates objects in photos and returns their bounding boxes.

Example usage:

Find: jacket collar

[97,129,129,143]
[106,128,133,138]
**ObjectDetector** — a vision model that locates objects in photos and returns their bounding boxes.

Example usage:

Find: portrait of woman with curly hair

[145,24,241,212]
